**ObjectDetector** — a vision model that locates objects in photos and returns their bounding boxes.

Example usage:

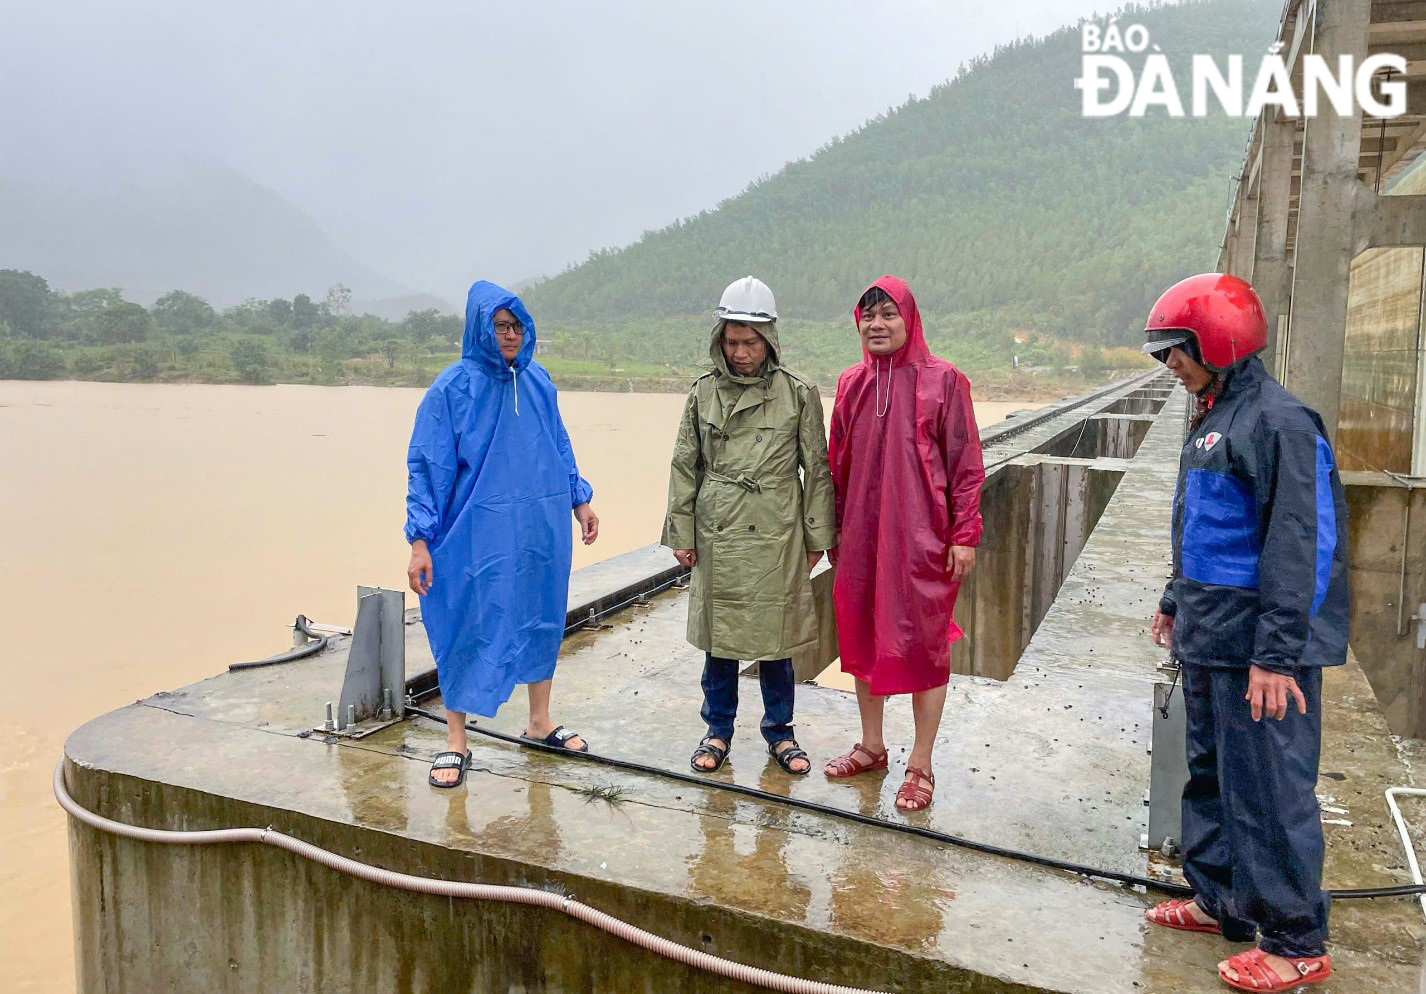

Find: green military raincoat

[662,319,837,660]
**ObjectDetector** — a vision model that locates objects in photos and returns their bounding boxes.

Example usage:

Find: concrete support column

[1231,186,1260,282]
[1416,298,1426,474]
[1253,113,1296,375]
[1284,0,1370,438]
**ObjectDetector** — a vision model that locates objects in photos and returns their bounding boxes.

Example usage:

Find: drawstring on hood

[874,358,892,417]
[462,280,536,415]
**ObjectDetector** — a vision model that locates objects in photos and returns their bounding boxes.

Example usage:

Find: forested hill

[523,0,1278,380]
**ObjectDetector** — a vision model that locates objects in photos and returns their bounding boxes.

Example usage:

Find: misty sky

[3,1,1114,297]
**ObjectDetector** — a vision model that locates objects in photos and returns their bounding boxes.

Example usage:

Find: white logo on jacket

[1203,431,1222,451]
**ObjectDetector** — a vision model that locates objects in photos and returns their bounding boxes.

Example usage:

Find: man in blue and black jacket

[1139,274,1348,993]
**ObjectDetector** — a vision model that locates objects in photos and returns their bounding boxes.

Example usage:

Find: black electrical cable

[405,705,1426,902]
[407,705,1187,895]
[229,616,329,671]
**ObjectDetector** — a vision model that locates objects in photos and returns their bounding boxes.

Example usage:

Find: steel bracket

[315,586,406,739]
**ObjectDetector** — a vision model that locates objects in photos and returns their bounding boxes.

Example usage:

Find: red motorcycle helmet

[1142,273,1267,372]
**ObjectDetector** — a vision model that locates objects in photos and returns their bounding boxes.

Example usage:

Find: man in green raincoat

[663,276,837,777]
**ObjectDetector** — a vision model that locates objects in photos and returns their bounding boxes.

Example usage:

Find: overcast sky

[2,1,1114,295]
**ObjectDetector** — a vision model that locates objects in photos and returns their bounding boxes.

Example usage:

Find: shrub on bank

[0,339,65,379]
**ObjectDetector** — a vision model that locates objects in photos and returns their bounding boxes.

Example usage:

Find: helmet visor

[1143,329,1194,362]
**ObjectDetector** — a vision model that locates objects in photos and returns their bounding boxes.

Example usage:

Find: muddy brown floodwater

[0,379,1040,991]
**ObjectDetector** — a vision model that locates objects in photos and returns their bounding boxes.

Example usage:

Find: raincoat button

[717,525,724,532]
[756,434,763,442]
[748,525,756,532]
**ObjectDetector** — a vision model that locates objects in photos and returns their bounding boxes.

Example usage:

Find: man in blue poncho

[406,281,600,788]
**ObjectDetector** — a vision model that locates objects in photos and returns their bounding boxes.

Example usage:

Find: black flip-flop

[768,739,811,776]
[690,736,730,773]
[429,749,472,788]
[522,725,589,753]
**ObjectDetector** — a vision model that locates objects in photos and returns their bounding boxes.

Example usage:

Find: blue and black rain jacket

[1160,357,1349,672]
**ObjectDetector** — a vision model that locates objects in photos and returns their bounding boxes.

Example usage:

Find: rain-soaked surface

[1,378,1040,991]
[60,384,1426,991]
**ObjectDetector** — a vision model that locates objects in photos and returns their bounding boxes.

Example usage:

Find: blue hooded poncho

[404,281,594,717]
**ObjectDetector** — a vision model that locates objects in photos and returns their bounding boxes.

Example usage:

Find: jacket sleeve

[828,371,852,528]
[552,403,595,508]
[797,385,837,552]
[662,390,702,549]
[404,386,458,544]
[1250,417,1334,672]
[943,370,985,547]
[1159,584,1178,617]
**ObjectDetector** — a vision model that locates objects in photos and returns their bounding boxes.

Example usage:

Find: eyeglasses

[493,320,523,334]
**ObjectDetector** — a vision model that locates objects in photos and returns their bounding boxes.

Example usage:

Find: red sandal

[1218,949,1332,992]
[823,743,888,778]
[1146,898,1222,935]
[895,766,935,810]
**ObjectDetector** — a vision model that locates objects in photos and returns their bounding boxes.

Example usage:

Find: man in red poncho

[823,276,985,811]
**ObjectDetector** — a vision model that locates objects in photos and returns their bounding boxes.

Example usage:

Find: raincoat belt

[703,469,791,493]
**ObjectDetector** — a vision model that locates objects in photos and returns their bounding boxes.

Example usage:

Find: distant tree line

[0,269,462,385]
[0,266,1150,391]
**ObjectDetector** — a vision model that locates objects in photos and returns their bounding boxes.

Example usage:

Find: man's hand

[673,548,698,569]
[575,503,600,545]
[1151,610,1174,651]
[806,550,823,573]
[827,531,840,566]
[1245,664,1307,722]
[948,545,976,582]
[408,540,434,596]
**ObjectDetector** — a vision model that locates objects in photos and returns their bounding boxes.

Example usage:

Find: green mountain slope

[523,0,1277,382]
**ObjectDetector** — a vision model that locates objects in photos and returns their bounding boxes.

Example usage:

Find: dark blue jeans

[700,654,795,748]
[1180,663,1329,957]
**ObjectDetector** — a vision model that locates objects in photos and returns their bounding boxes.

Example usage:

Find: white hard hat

[715,276,777,323]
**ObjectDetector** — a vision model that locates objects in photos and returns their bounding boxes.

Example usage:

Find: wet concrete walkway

[64,389,1426,993]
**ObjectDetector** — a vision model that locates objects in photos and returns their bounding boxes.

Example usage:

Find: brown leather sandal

[823,742,889,778]
[895,766,935,810]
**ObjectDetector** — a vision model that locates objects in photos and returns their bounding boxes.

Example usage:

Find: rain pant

[828,276,984,696]
[1162,355,1347,958]
[405,281,593,718]
[1181,664,1329,957]
[662,319,836,660]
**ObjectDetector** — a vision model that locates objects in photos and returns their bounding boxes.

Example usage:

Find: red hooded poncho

[828,276,985,695]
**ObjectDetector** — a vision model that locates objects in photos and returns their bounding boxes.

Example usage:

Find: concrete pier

[62,378,1426,992]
